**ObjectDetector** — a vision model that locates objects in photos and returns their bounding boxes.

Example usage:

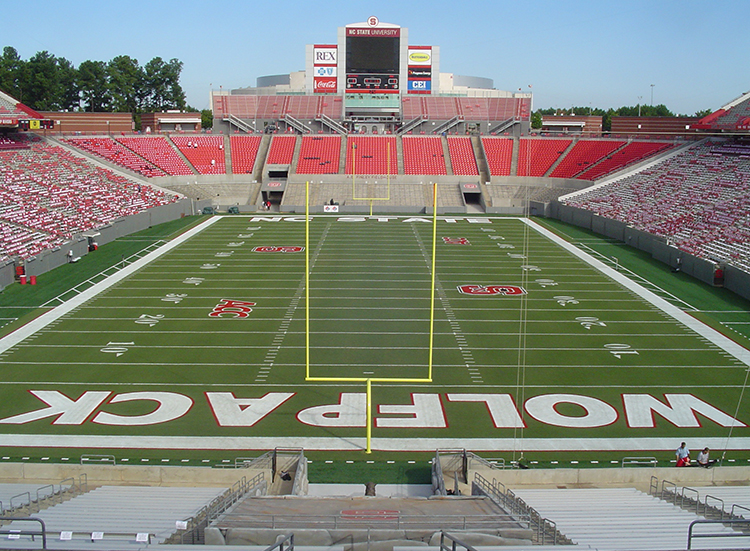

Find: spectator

[697,447,713,468]
[676,442,690,467]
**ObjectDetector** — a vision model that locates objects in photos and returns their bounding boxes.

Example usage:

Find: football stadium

[1,14,750,551]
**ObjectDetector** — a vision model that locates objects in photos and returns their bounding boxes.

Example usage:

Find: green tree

[24,51,63,110]
[144,57,186,111]
[0,46,24,100]
[108,55,144,113]
[56,57,79,111]
[530,111,542,129]
[201,108,213,129]
[78,60,111,112]
[694,108,712,118]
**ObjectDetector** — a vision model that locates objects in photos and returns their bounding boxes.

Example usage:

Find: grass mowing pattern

[0,215,748,467]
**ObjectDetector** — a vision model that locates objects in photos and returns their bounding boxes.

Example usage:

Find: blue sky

[6,0,749,115]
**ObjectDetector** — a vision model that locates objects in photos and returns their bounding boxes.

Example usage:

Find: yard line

[0,217,221,356]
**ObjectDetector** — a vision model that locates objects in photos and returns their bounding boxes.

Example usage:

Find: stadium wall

[0,262,15,291]
[20,199,193,278]
[548,203,741,293]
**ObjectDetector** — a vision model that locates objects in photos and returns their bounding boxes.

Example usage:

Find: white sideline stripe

[0,216,221,355]
[523,218,750,368]
[1,434,750,452]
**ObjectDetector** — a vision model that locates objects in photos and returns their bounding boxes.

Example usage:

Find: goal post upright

[304,180,439,453]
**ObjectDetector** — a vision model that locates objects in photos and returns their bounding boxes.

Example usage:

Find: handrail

[730,503,750,519]
[0,517,47,549]
[704,494,725,520]
[661,479,677,503]
[10,492,32,512]
[687,518,750,549]
[680,486,700,513]
[264,532,294,551]
[649,475,659,496]
[439,530,480,551]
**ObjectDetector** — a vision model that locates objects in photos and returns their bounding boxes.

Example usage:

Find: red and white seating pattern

[549,140,625,179]
[481,137,514,176]
[171,136,225,175]
[230,136,262,174]
[564,140,750,272]
[577,141,674,181]
[296,136,341,174]
[517,138,572,177]
[402,136,447,175]
[0,139,178,260]
[266,135,297,165]
[117,137,193,176]
[447,137,479,176]
[65,137,166,178]
[345,136,398,176]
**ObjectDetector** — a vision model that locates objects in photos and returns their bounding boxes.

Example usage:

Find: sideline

[523,218,750,367]
[0,216,221,356]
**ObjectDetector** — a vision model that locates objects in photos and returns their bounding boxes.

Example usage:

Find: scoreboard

[345,19,401,93]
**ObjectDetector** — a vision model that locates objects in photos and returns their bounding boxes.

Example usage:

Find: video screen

[346,36,400,74]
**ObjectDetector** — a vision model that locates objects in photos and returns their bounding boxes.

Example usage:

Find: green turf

[0,214,748,478]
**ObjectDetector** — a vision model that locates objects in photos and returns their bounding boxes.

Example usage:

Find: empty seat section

[481,137,513,176]
[425,97,459,120]
[550,140,625,178]
[401,96,425,121]
[488,97,530,121]
[267,135,297,165]
[447,137,479,175]
[457,98,489,121]
[346,136,398,175]
[296,136,341,174]
[256,96,286,119]
[230,135,262,174]
[171,136,225,174]
[285,96,320,119]
[517,138,571,176]
[402,136,447,175]
[577,141,673,181]
[64,137,165,178]
[117,137,193,176]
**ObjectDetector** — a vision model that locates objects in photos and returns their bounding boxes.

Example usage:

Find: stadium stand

[229,135,262,174]
[511,487,740,550]
[64,137,166,178]
[517,138,572,177]
[0,137,178,259]
[576,141,674,181]
[447,136,479,176]
[549,139,625,179]
[694,91,750,131]
[171,135,226,175]
[402,136,447,175]
[4,485,228,546]
[266,135,297,165]
[563,139,750,272]
[117,136,194,176]
[481,137,514,176]
[296,135,342,174]
[346,136,398,175]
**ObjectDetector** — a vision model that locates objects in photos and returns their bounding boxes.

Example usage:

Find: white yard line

[0,216,221,355]
[523,218,750,368]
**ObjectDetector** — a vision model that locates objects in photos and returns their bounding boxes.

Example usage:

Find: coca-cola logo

[315,78,337,91]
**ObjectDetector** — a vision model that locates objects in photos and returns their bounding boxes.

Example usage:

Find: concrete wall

[0,261,15,291]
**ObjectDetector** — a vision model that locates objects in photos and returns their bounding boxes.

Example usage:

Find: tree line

[0,46,188,113]
[531,105,713,131]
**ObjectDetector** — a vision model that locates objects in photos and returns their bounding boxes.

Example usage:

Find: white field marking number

[100,341,134,357]
[554,295,579,306]
[161,293,187,303]
[576,316,606,330]
[536,278,558,288]
[134,314,164,327]
[605,343,639,359]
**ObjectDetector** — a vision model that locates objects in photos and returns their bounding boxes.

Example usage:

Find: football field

[0,214,748,464]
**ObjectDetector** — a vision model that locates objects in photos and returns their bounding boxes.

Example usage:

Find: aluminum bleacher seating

[402,136,447,175]
[512,487,739,550]
[230,135,262,174]
[447,137,479,176]
[481,137,514,176]
[549,140,625,179]
[117,136,193,176]
[296,136,341,174]
[267,135,297,165]
[517,138,572,177]
[171,135,226,175]
[346,136,398,176]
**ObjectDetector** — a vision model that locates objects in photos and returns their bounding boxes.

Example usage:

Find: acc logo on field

[458,284,527,296]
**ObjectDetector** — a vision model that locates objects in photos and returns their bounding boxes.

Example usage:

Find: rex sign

[314,44,337,94]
